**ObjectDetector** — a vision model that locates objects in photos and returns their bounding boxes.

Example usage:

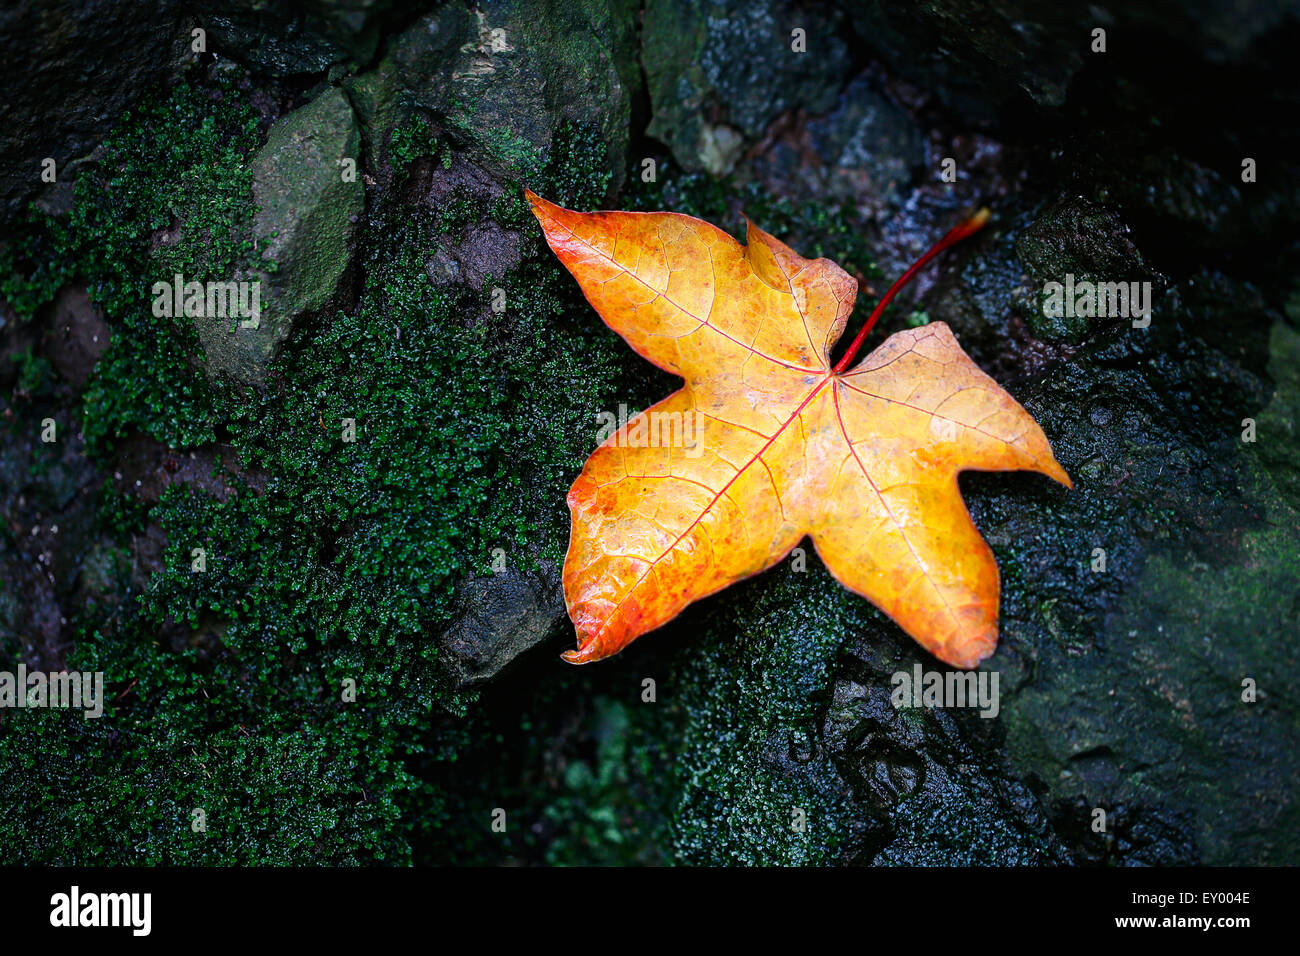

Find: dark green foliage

[1,76,269,452]
[9,345,54,397]
[420,675,676,866]
[387,113,441,174]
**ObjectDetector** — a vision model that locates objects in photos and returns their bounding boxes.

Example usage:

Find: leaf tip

[522,187,554,220]
[560,645,597,665]
[1045,457,1074,490]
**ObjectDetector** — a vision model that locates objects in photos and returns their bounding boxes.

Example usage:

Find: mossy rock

[194,86,363,385]
[361,0,639,190]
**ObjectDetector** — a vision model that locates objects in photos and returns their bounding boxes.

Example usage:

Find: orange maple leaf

[526,190,1071,669]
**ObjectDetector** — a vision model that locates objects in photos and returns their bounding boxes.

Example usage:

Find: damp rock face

[921,257,1297,864]
[642,0,853,175]
[1014,198,1154,343]
[195,0,394,76]
[41,285,109,392]
[824,632,1073,865]
[837,0,1295,121]
[884,168,1300,864]
[986,312,1300,866]
[425,222,525,293]
[195,86,363,384]
[359,0,640,189]
[0,0,187,227]
[747,72,926,215]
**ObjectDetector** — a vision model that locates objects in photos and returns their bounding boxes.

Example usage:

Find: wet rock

[366,0,639,188]
[1056,797,1200,866]
[840,0,1297,121]
[801,263,1298,865]
[41,284,108,391]
[197,0,394,76]
[943,268,1300,865]
[196,86,363,384]
[423,248,463,288]
[840,0,1090,119]
[643,0,853,175]
[826,631,1072,865]
[438,563,566,690]
[109,434,266,505]
[342,53,408,185]
[748,71,926,215]
[1014,197,1155,342]
[0,0,188,229]
[1107,150,1246,247]
[0,400,101,670]
[425,222,524,292]
[1017,199,1149,287]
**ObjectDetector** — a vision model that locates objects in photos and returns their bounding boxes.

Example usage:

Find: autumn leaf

[526,190,1071,669]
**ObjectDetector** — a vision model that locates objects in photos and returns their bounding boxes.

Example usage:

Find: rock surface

[361,0,641,188]
[0,0,187,227]
[197,0,394,76]
[643,0,853,174]
[438,563,566,690]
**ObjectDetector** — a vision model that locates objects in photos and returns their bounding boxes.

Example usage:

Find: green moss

[388,113,439,174]
[0,96,640,862]
[9,345,54,396]
[0,216,74,319]
[664,567,871,865]
[540,697,646,862]
[0,74,271,452]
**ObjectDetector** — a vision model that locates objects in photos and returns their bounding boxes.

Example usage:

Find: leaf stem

[832,207,991,374]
